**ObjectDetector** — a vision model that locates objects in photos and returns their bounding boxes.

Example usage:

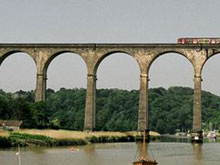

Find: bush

[0,136,12,147]
[9,132,55,146]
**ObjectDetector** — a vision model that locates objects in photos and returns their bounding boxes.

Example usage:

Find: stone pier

[191,75,203,143]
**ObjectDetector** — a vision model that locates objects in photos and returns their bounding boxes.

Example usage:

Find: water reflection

[135,142,156,161]
[82,144,98,165]
[192,143,203,165]
[160,135,190,143]
[84,143,96,153]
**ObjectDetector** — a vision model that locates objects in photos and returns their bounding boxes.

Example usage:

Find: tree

[30,101,51,129]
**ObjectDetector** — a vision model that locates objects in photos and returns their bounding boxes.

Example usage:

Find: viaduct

[1,43,220,141]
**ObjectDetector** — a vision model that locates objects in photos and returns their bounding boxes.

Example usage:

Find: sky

[1,0,220,95]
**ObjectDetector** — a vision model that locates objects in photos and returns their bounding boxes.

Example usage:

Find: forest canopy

[0,86,220,134]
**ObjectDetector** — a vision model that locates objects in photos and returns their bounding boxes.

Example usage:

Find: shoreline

[0,129,160,148]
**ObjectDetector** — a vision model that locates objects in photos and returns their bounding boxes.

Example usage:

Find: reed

[15,129,87,139]
[15,129,133,139]
[0,131,9,137]
[15,129,160,139]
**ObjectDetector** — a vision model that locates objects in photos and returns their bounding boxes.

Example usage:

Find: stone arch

[43,51,88,75]
[94,51,141,75]
[147,50,194,75]
[35,51,88,102]
[0,50,36,66]
[206,50,220,59]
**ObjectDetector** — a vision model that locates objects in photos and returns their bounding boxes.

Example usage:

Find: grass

[14,129,160,139]
[0,129,161,148]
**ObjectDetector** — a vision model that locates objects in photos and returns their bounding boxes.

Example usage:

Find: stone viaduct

[0,43,219,138]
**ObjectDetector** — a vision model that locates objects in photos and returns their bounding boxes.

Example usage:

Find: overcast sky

[1,0,220,95]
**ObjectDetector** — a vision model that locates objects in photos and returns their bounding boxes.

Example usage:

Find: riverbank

[0,129,160,147]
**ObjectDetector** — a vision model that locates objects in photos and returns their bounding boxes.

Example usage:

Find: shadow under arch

[0,50,36,66]
[94,51,141,75]
[147,51,194,74]
[43,51,87,75]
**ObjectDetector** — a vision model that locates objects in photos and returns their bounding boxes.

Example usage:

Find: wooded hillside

[0,87,220,134]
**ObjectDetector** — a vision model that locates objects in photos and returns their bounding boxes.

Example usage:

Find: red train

[177,38,220,44]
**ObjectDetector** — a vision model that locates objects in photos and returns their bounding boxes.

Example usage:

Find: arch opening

[149,53,194,134]
[45,52,87,130]
[202,54,220,96]
[0,52,36,93]
[46,52,87,90]
[201,54,220,131]
[0,52,36,127]
[95,53,140,131]
[94,51,138,75]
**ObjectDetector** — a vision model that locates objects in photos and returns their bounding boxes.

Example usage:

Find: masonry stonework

[1,44,220,139]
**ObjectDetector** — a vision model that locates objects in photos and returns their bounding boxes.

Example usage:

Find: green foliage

[96,89,138,131]
[1,87,220,134]
[46,88,86,130]
[149,87,194,134]
[9,132,55,146]
[30,101,51,129]
[0,90,33,128]
[0,133,87,147]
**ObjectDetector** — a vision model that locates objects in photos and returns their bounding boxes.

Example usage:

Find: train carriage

[177,38,220,44]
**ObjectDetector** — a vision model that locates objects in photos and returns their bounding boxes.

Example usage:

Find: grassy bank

[0,129,160,148]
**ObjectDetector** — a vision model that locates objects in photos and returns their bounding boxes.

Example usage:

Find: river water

[1,138,220,165]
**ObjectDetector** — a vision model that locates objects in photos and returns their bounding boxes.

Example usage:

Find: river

[1,138,220,165]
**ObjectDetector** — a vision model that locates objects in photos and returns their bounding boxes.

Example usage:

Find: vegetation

[14,129,160,139]
[0,132,87,147]
[0,130,141,147]
[0,86,220,134]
